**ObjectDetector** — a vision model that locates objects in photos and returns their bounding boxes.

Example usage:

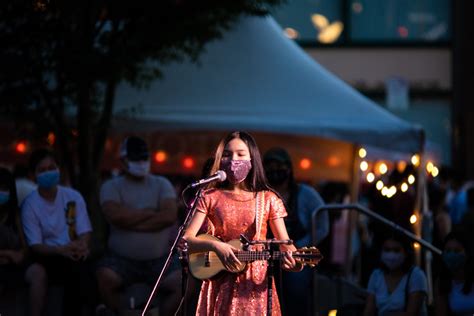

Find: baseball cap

[119,136,149,161]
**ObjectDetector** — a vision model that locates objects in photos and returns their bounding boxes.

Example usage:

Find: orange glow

[47,132,55,145]
[154,151,168,163]
[327,156,341,167]
[299,158,312,170]
[15,141,27,154]
[182,157,195,169]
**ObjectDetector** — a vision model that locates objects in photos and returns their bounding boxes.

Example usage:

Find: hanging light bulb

[360,161,368,171]
[408,175,415,185]
[366,172,375,183]
[358,148,367,158]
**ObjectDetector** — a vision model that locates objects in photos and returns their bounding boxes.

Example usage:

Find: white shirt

[21,186,92,246]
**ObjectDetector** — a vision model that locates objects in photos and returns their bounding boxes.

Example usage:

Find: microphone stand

[141,187,203,316]
[240,235,292,316]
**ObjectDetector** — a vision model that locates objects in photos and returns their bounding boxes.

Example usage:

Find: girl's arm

[269,217,303,272]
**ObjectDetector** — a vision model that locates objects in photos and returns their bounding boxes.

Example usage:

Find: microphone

[189,170,227,188]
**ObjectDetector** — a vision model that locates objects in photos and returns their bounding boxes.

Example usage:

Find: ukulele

[188,234,323,280]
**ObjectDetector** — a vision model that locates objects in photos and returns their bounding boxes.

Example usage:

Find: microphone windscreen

[216,170,227,182]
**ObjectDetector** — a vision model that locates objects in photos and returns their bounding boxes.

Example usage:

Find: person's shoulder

[21,189,40,208]
[201,188,220,197]
[101,175,124,187]
[410,266,427,278]
[369,268,384,279]
[298,183,321,196]
[59,185,84,200]
[149,174,171,182]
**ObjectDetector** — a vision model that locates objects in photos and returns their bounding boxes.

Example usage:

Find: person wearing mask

[183,131,303,316]
[96,136,181,316]
[21,149,92,316]
[435,230,474,316]
[363,234,428,316]
[263,147,328,315]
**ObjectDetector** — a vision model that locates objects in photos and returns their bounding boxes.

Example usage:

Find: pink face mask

[220,159,252,184]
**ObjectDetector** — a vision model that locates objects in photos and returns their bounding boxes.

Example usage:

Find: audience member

[263,147,328,316]
[21,149,93,316]
[363,234,428,316]
[96,136,181,316]
[435,230,474,316]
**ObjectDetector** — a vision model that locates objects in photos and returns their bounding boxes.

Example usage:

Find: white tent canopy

[114,16,423,153]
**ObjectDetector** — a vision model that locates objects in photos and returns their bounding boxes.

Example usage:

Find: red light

[398,26,409,38]
[47,132,55,145]
[299,158,312,170]
[154,151,168,163]
[15,141,27,154]
[327,156,341,167]
[182,157,195,169]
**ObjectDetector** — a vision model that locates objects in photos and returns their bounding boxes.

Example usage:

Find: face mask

[266,169,290,186]
[381,251,405,270]
[0,191,10,205]
[220,159,252,184]
[442,251,466,272]
[128,160,150,177]
[37,169,60,189]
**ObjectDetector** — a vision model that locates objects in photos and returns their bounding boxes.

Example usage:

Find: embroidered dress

[195,189,287,316]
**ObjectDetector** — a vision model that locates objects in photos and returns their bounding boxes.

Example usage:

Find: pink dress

[195,189,288,316]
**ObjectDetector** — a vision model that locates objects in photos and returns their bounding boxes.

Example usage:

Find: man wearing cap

[96,136,180,315]
[263,147,329,316]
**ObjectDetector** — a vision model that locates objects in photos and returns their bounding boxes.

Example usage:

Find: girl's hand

[281,251,303,272]
[214,242,242,272]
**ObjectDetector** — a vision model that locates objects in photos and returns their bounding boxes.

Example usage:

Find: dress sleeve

[268,191,288,220]
[195,191,210,215]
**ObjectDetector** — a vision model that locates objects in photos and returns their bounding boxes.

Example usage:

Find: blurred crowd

[1,136,473,316]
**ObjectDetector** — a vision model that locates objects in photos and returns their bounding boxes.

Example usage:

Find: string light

[360,161,368,171]
[426,161,434,173]
[401,182,409,192]
[15,141,28,154]
[408,175,415,185]
[379,162,388,174]
[431,167,439,177]
[410,214,417,224]
[376,180,384,190]
[299,158,312,170]
[411,154,420,167]
[154,150,168,163]
[182,157,195,169]
[413,242,420,249]
[366,172,375,183]
[358,148,367,158]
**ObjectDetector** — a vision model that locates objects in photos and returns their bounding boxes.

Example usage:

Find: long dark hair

[378,233,415,273]
[439,230,474,295]
[208,131,272,192]
[0,167,20,230]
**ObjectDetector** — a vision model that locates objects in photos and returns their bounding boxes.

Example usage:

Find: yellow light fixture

[413,242,420,249]
[381,187,389,196]
[408,175,415,184]
[366,172,375,183]
[360,161,368,171]
[376,180,384,190]
[432,166,439,177]
[358,148,367,158]
[410,214,417,224]
[401,182,408,192]
[379,163,388,174]
[426,161,434,173]
[411,154,420,167]
[311,14,329,30]
[318,22,344,44]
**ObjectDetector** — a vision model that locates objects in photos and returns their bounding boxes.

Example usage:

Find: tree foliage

[0,0,283,207]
